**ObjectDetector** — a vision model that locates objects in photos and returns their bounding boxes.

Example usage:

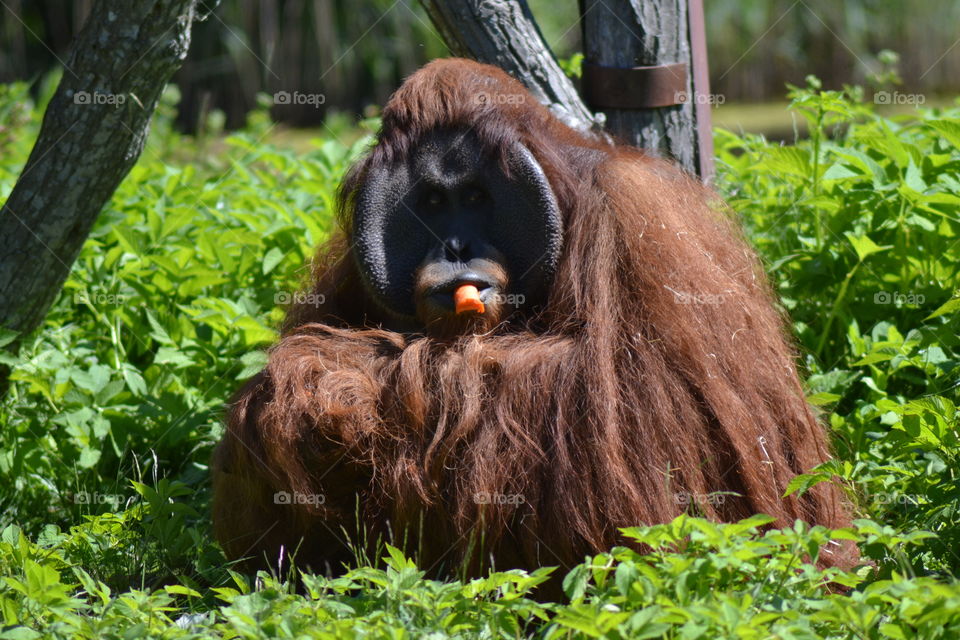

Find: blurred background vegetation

[2,0,958,138]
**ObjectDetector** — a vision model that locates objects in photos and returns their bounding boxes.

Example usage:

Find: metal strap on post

[581,62,689,109]
[579,0,715,181]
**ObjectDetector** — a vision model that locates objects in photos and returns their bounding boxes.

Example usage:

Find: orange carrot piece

[453,284,485,315]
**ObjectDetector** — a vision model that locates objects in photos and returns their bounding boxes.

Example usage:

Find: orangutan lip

[427,274,498,298]
[425,274,497,310]
[427,286,495,307]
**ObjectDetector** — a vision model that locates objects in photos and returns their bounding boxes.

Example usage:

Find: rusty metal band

[581,61,689,109]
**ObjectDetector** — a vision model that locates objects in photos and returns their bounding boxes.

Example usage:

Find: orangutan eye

[464,187,486,204]
[423,189,444,207]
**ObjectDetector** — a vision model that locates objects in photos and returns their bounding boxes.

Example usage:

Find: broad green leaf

[821,162,860,181]
[926,296,960,319]
[929,119,960,149]
[262,247,285,275]
[844,232,889,261]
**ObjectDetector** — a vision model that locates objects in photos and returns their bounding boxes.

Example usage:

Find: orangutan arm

[211,325,404,572]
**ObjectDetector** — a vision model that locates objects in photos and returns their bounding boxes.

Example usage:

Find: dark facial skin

[353,128,562,337]
[408,138,511,334]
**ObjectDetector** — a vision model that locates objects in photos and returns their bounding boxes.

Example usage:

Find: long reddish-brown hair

[213,58,856,578]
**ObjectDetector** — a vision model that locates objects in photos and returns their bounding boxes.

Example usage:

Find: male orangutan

[212,58,855,577]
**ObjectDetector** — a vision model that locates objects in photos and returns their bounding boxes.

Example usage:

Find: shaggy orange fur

[212,58,856,577]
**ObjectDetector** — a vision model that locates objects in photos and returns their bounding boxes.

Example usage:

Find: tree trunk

[580,0,699,171]
[418,0,602,133]
[0,0,207,383]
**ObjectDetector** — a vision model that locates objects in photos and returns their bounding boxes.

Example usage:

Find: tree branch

[419,0,601,133]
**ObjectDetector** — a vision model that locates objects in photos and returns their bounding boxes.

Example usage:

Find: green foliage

[0,78,958,637]
[0,90,370,541]
[547,517,960,639]
[1,526,553,639]
[716,79,960,577]
[4,516,960,638]
[558,53,584,80]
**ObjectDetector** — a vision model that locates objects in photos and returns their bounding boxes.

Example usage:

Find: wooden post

[580,0,712,178]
